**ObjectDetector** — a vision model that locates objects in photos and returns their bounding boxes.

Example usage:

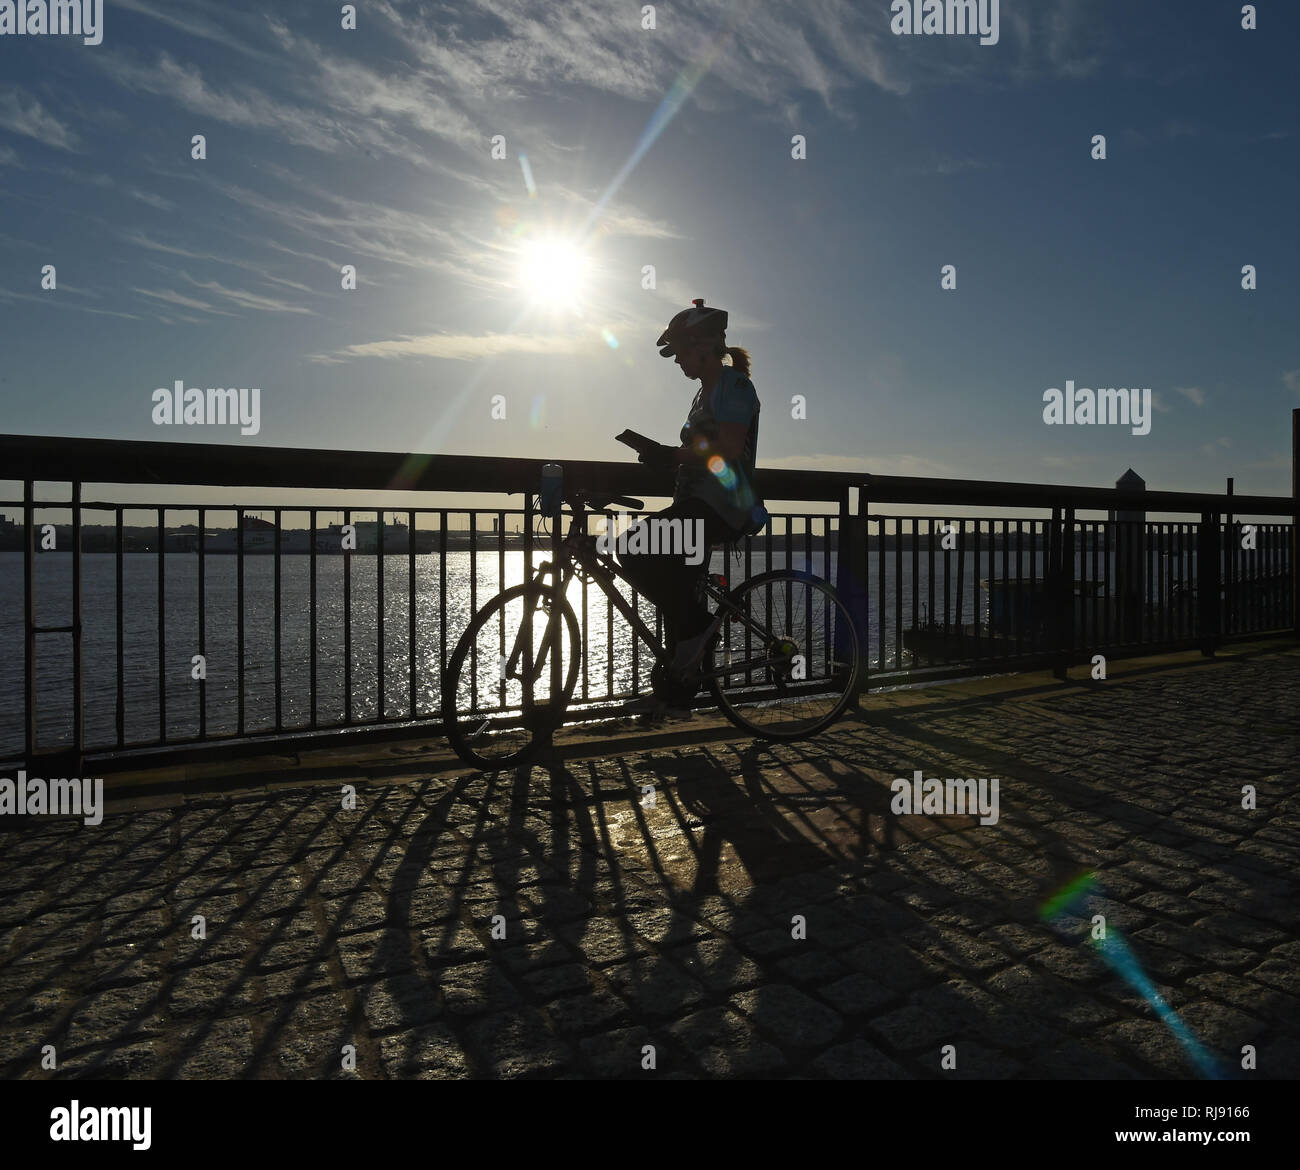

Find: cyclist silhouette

[619,299,766,716]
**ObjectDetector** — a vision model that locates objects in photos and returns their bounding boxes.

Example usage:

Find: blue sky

[1,0,1297,511]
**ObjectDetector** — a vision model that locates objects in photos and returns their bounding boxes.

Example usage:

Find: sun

[517,235,589,309]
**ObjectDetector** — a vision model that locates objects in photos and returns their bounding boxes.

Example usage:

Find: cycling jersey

[674,365,763,536]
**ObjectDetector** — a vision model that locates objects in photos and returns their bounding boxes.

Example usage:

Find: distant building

[203,514,279,554]
[315,518,411,554]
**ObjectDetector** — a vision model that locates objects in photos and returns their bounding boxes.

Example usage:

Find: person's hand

[638,443,676,468]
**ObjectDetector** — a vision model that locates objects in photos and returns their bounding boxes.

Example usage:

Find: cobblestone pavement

[2,644,1297,1079]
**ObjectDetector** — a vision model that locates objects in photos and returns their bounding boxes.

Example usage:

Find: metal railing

[0,429,1295,769]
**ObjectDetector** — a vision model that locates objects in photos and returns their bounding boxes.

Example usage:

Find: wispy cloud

[181,273,313,315]
[0,287,141,320]
[111,0,272,60]
[0,87,79,151]
[1283,369,1300,394]
[48,166,175,211]
[310,331,595,364]
[122,230,318,294]
[132,286,235,315]
[1174,386,1206,407]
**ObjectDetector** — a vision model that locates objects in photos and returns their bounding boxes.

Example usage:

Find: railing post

[1113,469,1145,644]
[834,485,869,703]
[1198,510,1220,656]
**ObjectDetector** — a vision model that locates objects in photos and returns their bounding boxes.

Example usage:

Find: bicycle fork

[504,566,568,713]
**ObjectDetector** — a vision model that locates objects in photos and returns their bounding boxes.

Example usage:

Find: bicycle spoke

[444,583,579,766]
[710,572,859,738]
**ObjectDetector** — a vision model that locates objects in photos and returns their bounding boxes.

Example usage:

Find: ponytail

[719,344,752,378]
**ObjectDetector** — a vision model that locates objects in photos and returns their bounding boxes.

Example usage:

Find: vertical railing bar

[764,514,774,682]
[1180,520,1187,639]
[1245,518,1253,632]
[498,510,507,702]
[893,517,902,670]
[1184,520,1190,639]
[973,519,982,660]
[237,507,245,737]
[1014,519,1023,653]
[309,508,317,729]
[1090,520,1098,649]
[926,517,936,667]
[1181,521,1188,639]
[1065,507,1076,663]
[605,524,614,698]
[744,518,754,686]
[784,516,793,638]
[819,516,828,673]
[274,507,282,733]
[1269,522,1277,628]
[1156,521,1164,644]
[910,516,919,668]
[581,511,589,702]
[1166,518,1174,639]
[942,517,952,663]
[496,517,508,711]
[1254,519,1262,632]
[439,513,448,685]
[71,481,83,758]
[632,552,641,692]
[198,506,206,741]
[468,512,480,711]
[115,504,124,749]
[1005,518,1014,659]
[1223,516,1232,634]
[803,516,812,672]
[377,511,385,722]
[156,505,166,743]
[408,509,417,719]
[23,479,35,761]
[343,508,352,726]
[953,520,964,664]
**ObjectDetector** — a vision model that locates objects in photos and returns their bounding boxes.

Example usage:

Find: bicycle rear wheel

[707,569,860,739]
[442,582,581,767]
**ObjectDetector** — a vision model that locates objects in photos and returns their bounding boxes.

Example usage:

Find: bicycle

[441,487,863,768]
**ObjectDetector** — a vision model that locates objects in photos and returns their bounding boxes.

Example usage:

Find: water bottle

[540,464,563,520]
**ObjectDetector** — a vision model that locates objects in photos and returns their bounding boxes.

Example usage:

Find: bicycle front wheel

[442,582,581,768]
[708,569,861,739]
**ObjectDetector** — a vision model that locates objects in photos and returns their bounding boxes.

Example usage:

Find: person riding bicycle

[619,299,766,716]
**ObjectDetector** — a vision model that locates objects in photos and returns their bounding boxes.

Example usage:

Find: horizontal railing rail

[0,433,1292,514]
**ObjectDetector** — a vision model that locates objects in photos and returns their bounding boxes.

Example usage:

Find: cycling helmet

[656,298,728,358]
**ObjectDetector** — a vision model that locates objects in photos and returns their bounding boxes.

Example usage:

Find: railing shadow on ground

[1,645,1295,1078]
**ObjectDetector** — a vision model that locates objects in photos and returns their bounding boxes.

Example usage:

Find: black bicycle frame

[505,508,786,711]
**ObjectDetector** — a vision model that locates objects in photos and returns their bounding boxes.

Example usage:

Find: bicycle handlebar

[569,490,643,512]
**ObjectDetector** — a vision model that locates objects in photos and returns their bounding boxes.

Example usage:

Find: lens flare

[518,152,537,198]
[1040,872,1225,1078]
